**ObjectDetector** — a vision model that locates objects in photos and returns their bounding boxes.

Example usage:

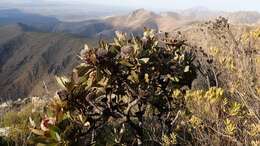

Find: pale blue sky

[2,0,260,12]
[86,0,260,11]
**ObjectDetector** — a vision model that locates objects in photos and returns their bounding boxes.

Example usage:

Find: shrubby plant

[30,28,198,145]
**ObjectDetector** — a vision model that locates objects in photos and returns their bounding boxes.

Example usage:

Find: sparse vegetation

[0,97,47,146]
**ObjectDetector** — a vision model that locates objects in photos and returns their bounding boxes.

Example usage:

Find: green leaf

[76,63,93,76]
[96,67,103,82]
[49,130,61,142]
[49,125,60,133]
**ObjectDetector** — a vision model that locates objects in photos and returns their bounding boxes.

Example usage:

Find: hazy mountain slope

[55,9,260,38]
[0,24,90,100]
[227,11,260,24]
[56,9,160,38]
[54,19,113,38]
[2,8,259,39]
[0,9,60,31]
[177,7,260,24]
[0,1,130,22]
[0,24,23,44]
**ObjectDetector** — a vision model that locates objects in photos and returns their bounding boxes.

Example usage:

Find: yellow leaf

[127,71,139,83]
[98,77,109,87]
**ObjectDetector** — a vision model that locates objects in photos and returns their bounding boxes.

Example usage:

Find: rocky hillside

[1,8,260,100]
[0,24,92,100]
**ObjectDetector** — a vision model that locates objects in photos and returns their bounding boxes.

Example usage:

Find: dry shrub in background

[190,17,260,146]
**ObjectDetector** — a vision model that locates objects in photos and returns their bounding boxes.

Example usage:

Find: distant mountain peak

[129,8,157,18]
[132,8,148,13]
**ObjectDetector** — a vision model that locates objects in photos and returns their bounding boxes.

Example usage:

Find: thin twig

[171,110,181,125]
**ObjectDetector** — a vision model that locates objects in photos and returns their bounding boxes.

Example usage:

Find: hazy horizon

[1,0,260,12]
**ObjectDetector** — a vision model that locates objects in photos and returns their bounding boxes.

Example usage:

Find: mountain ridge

[1,8,260,38]
[0,8,260,100]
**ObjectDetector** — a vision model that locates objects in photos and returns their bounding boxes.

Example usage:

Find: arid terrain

[0,8,260,100]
